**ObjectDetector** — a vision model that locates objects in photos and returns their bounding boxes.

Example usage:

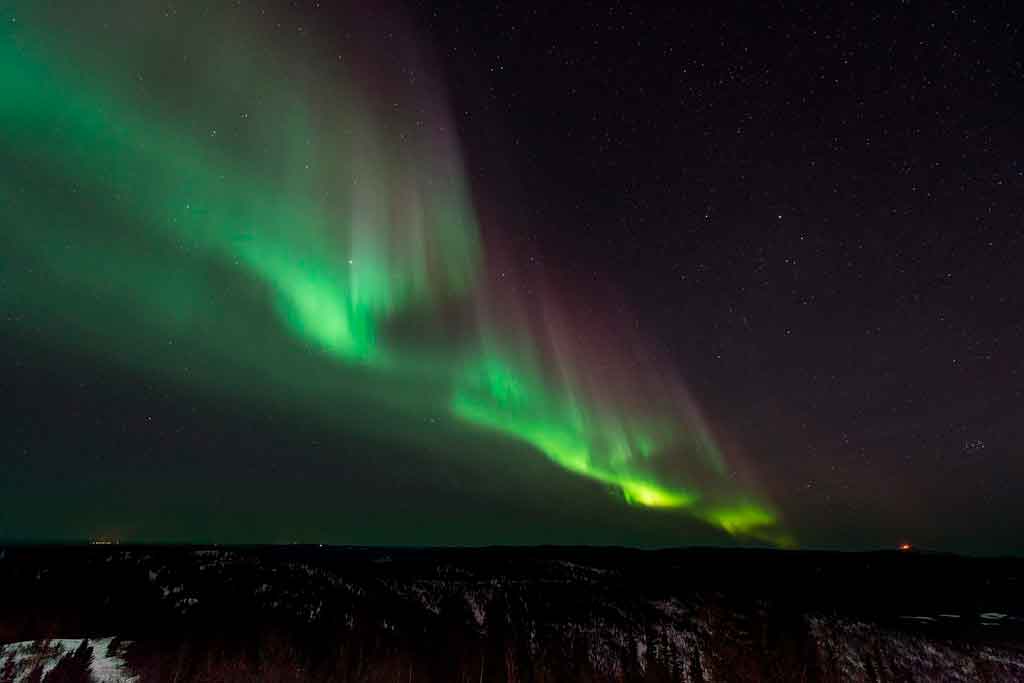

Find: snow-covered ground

[0,637,136,682]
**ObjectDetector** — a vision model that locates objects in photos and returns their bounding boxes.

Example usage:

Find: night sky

[2,1,1022,554]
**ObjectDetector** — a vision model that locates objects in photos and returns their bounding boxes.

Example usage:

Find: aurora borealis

[4,2,1022,554]
[0,1,783,545]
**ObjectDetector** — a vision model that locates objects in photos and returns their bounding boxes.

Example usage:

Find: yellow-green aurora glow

[1,2,788,544]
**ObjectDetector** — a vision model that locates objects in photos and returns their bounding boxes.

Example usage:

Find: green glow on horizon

[450,352,786,540]
[1,2,789,544]
[451,354,698,509]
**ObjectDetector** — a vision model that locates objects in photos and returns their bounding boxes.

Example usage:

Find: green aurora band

[1,2,789,545]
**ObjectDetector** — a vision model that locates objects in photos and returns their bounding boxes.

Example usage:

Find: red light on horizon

[899,543,912,551]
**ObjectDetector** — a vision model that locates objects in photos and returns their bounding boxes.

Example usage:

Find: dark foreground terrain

[0,545,1022,682]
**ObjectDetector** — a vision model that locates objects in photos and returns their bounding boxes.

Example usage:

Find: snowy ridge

[1,546,1022,681]
[0,637,136,682]
[808,615,1024,682]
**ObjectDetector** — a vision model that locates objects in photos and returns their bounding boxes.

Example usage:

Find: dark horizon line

[0,539,1014,559]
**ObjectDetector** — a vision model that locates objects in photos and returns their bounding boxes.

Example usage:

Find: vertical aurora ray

[449,286,789,543]
[2,3,481,370]
[0,1,788,544]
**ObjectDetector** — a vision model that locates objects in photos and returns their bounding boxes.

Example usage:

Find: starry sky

[2,1,1022,554]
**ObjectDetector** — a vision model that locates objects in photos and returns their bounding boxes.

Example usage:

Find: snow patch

[0,637,136,682]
